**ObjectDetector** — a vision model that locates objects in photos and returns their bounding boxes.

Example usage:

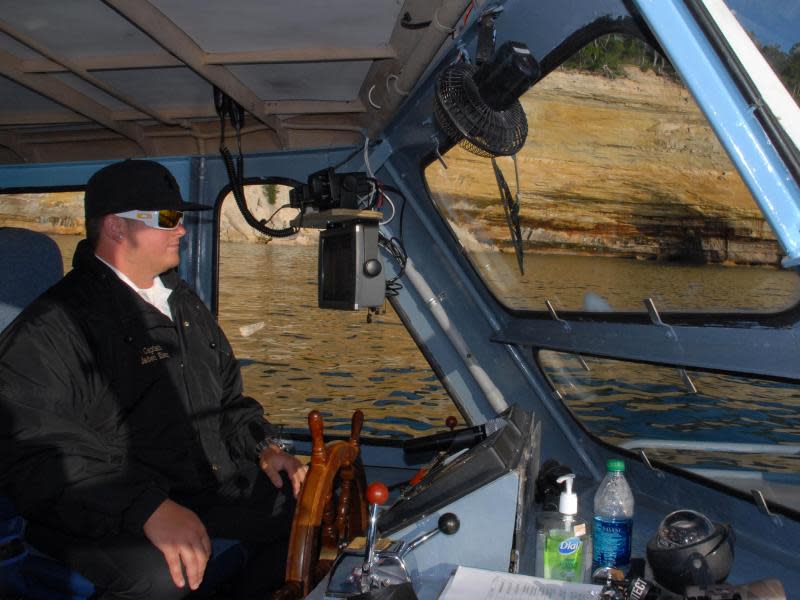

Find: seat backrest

[0,228,94,599]
[0,228,245,598]
[0,227,64,333]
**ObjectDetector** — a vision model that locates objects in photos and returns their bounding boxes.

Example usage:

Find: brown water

[49,235,800,452]
[216,240,457,438]
[51,235,457,439]
[480,250,800,312]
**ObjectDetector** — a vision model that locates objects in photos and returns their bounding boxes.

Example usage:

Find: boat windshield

[425,30,800,314]
[424,26,800,511]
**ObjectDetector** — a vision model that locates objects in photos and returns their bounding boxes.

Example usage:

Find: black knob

[438,513,460,535]
[363,259,382,277]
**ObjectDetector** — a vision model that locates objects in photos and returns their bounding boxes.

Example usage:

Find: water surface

[51,235,800,465]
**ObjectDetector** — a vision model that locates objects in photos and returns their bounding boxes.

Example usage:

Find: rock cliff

[0,185,316,244]
[0,68,783,264]
[426,68,783,266]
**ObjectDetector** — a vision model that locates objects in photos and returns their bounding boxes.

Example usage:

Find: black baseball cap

[84,159,211,219]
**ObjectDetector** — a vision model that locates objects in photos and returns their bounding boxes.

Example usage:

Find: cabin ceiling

[0,0,473,165]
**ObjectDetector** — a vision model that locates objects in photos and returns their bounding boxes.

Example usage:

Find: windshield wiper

[491,157,524,275]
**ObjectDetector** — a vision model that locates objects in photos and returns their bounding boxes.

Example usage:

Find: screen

[319,226,356,308]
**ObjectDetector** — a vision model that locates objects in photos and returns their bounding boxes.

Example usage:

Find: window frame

[420,9,800,385]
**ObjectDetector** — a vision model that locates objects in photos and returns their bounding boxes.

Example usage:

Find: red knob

[367,482,389,505]
[409,468,428,487]
[445,416,458,430]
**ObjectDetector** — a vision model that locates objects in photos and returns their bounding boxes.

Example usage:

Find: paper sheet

[438,566,602,600]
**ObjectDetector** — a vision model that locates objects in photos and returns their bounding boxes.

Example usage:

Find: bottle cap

[606,459,625,472]
[556,473,578,515]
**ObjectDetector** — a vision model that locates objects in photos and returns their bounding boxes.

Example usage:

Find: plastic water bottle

[592,459,634,572]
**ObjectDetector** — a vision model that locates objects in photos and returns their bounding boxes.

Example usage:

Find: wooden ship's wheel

[273,409,368,599]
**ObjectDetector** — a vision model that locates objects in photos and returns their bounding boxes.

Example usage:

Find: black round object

[363,259,382,277]
[646,510,734,594]
[473,42,539,111]
[434,63,529,157]
[438,512,460,535]
[434,41,539,157]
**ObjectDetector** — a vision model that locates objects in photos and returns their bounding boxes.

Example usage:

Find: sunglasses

[116,209,184,230]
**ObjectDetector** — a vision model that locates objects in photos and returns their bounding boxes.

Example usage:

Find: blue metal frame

[633,0,800,267]
[492,312,800,380]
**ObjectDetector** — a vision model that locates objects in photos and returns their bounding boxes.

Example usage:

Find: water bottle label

[592,516,632,568]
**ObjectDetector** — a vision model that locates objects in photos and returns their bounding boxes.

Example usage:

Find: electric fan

[435,40,540,157]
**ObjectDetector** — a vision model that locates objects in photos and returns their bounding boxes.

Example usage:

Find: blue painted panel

[0,159,109,188]
[393,473,520,594]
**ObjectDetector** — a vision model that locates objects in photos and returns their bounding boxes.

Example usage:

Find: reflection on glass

[538,349,800,479]
[724,0,799,107]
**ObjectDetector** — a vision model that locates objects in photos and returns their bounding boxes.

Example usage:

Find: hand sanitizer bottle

[534,473,591,582]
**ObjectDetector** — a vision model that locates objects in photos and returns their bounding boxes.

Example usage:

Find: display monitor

[318,222,384,310]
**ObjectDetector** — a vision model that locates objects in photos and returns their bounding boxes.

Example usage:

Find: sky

[725,0,799,52]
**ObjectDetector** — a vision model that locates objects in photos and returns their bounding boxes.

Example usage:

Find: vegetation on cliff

[564,35,678,81]
[565,32,799,104]
[761,42,800,102]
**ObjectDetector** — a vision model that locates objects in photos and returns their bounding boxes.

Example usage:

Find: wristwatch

[255,435,289,458]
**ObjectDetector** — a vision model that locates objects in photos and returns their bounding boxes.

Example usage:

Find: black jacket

[0,240,273,538]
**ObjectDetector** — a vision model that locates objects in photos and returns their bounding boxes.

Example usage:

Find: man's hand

[142,499,211,591]
[258,445,308,498]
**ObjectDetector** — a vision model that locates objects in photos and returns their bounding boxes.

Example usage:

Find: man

[0,159,306,599]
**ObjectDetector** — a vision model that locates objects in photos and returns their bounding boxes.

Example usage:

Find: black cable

[385,280,403,298]
[401,11,431,29]
[364,177,381,211]
[214,87,298,238]
[367,181,408,289]
[213,86,229,148]
[331,140,382,171]
[263,203,293,228]
[220,146,298,238]
[378,234,407,297]
[331,146,364,170]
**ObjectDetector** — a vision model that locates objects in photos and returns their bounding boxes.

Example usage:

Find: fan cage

[434,63,528,158]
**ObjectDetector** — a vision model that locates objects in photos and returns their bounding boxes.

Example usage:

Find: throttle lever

[400,512,460,558]
[363,482,390,582]
[326,488,459,597]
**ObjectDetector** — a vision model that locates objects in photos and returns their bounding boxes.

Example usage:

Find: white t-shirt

[95,255,173,320]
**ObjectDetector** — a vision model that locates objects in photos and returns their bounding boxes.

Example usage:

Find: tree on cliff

[782,43,800,100]
[563,33,800,105]
[562,34,677,81]
[751,38,799,104]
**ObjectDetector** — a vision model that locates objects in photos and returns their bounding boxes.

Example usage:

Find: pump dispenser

[534,473,591,582]
[558,473,578,516]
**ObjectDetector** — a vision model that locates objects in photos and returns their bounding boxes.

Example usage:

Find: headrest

[0,227,64,332]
